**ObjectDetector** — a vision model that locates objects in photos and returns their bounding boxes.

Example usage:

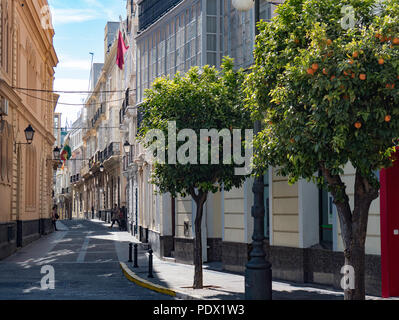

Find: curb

[119,262,204,300]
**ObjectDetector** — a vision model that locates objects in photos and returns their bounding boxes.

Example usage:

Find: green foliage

[138,58,252,198]
[246,0,399,193]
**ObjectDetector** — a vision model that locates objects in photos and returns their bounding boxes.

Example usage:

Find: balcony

[138,0,183,31]
[70,174,80,184]
[61,187,70,194]
[119,89,130,127]
[91,103,105,128]
[103,142,121,161]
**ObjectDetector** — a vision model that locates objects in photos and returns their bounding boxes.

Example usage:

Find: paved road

[0,219,174,300]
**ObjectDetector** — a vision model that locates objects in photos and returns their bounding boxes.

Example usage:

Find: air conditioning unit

[0,97,9,116]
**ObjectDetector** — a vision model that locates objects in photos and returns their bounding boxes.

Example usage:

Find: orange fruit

[323,68,328,75]
[307,68,315,75]
[378,58,385,65]
[312,63,319,71]
[353,51,359,58]
[354,122,362,129]
[393,38,399,45]
[397,75,399,80]
[385,115,392,122]
[375,33,382,39]
[348,59,354,65]
[294,38,300,44]
[351,73,355,79]
[343,70,349,76]
[359,74,367,80]
[326,39,332,46]
[330,75,336,81]
[340,85,345,90]
[290,138,295,144]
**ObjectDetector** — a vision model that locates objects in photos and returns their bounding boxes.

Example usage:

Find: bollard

[133,244,139,268]
[148,249,154,278]
[128,243,133,263]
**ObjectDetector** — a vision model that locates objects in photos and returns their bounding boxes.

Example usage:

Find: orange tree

[246,0,399,300]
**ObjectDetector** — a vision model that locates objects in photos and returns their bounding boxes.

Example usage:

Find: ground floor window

[319,186,333,249]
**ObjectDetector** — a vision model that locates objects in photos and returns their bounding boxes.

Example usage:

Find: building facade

[130,0,275,264]
[80,21,125,222]
[128,0,393,298]
[0,0,58,259]
[69,115,84,219]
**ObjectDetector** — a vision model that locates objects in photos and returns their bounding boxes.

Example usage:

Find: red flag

[116,30,129,70]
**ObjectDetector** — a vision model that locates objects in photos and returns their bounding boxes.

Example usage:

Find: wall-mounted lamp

[14,125,35,153]
[124,141,130,154]
[100,164,105,172]
[53,147,61,160]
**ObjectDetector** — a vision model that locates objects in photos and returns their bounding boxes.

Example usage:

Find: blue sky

[48,0,126,127]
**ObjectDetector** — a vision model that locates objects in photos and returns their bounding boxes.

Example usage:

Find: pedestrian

[118,206,126,231]
[52,205,59,231]
[109,204,120,229]
[91,206,94,220]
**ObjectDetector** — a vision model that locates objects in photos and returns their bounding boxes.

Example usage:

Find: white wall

[298,179,320,248]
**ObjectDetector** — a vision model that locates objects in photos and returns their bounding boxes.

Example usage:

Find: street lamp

[53,147,61,160]
[124,141,131,154]
[100,164,104,172]
[15,124,35,153]
[24,125,35,143]
[232,0,272,300]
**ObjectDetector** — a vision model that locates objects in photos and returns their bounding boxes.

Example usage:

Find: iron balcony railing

[91,103,105,128]
[119,88,131,125]
[70,174,80,183]
[103,142,121,161]
[61,187,70,194]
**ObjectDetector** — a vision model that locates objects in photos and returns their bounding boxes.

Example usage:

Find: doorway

[380,155,399,298]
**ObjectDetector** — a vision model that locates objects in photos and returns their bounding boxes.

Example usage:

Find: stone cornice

[19,0,58,69]
[0,79,55,146]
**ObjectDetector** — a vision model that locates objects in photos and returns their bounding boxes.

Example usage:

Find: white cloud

[52,8,100,25]
[57,57,91,71]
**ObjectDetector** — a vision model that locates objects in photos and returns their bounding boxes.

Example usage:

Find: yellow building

[0,0,58,259]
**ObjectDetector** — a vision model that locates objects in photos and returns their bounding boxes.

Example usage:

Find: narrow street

[0,220,173,300]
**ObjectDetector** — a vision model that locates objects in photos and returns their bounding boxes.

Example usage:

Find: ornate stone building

[0,0,58,259]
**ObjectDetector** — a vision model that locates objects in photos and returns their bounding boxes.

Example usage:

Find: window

[25,145,37,208]
[0,121,13,184]
[319,170,333,249]
[206,0,219,67]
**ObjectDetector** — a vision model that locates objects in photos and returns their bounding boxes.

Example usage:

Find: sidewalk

[92,219,393,300]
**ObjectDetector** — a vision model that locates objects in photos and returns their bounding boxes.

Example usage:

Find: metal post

[245,0,272,300]
[134,243,139,268]
[128,243,133,262]
[148,249,154,278]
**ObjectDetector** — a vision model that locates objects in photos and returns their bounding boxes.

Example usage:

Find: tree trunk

[191,190,207,289]
[321,166,378,300]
